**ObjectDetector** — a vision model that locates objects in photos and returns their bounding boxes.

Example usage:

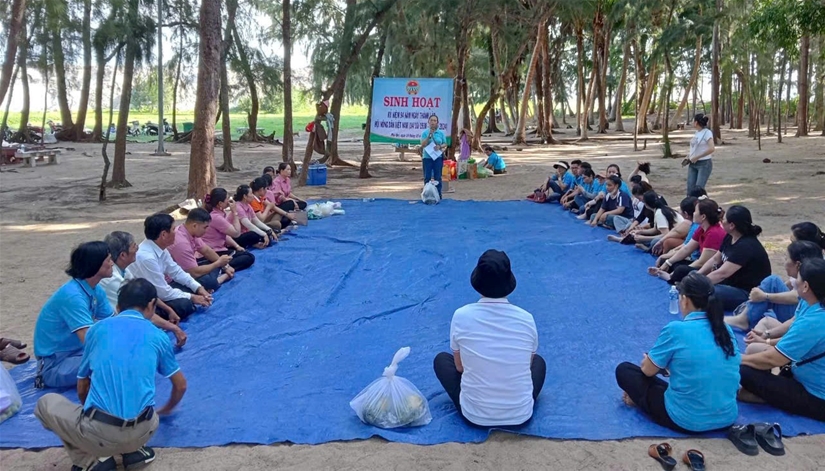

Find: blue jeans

[37,350,84,388]
[686,159,713,196]
[591,213,618,229]
[546,180,564,203]
[574,195,591,210]
[745,275,797,328]
[423,157,444,198]
[713,284,749,312]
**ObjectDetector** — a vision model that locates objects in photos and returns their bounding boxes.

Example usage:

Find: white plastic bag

[421,181,440,205]
[0,368,22,424]
[350,347,432,429]
[307,201,335,219]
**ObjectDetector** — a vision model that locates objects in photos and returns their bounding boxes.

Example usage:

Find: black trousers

[668,262,697,285]
[740,365,825,422]
[186,264,223,292]
[493,168,506,175]
[233,232,264,249]
[585,199,603,219]
[615,362,694,434]
[433,352,546,427]
[162,297,196,321]
[215,249,255,271]
[278,200,307,212]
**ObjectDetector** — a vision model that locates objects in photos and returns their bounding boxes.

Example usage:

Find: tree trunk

[575,24,585,136]
[449,7,471,160]
[541,23,555,143]
[172,30,183,139]
[484,31,502,133]
[777,52,785,142]
[637,62,658,134]
[187,0,221,198]
[597,22,609,133]
[2,65,19,136]
[74,0,93,141]
[231,16,259,141]
[815,36,825,134]
[534,34,547,142]
[360,28,387,179]
[512,34,541,145]
[283,0,295,169]
[796,35,810,136]
[100,57,119,201]
[15,31,29,135]
[0,0,27,106]
[499,96,513,134]
[92,45,105,141]
[612,38,630,131]
[675,37,702,127]
[710,0,722,141]
[111,25,138,188]
[51,27,75,130]
[217,0,238,172]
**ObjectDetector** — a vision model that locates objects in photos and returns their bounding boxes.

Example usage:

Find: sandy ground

[1,124,824,470]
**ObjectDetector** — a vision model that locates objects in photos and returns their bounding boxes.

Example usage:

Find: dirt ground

[1,124,824,470]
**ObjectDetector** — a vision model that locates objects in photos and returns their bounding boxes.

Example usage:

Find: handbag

[779,349,825,378]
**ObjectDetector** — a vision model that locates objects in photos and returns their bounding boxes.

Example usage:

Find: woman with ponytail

[791,222,825,256]
[610,191,684,246]
[683,113,715,196]
[739,258,825,422]
[694,205,771,311]
[200,188,256,271]
[649,198,726,285]
[616,272,740,433]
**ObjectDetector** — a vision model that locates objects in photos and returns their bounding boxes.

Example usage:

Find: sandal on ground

[0,344,30,364]
[648,443,677,471]
[728,424,760,456]
[0,338,27,350]
[754,422,785,456]
[682,449,706,471]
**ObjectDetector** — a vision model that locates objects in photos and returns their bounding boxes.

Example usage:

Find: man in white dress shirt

[126,213,212,320]
[99,231,187,347]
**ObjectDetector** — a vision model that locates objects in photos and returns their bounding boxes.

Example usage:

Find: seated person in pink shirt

[235,184,276,248]
[202,188,256,270]
[167,208,234,292]
[270,163,307,212]
[251,176,295,232]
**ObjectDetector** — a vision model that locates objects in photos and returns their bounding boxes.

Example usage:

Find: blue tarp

[2,199,824,448]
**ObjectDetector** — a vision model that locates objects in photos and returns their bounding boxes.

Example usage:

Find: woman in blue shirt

[739,258,825,422]
[481,146,506,174]
[420,114,446,198]
[616,272,740,433]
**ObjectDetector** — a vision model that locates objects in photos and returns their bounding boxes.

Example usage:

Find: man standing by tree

[34,279,187,471]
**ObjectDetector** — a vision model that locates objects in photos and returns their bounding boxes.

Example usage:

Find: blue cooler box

[308,164,327,186]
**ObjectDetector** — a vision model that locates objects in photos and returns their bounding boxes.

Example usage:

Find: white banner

[369,78,454,145]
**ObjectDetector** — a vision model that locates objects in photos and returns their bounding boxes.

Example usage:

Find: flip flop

[0,338,27,349]
[754,422,785,456]
[728,424,760,456]
[648,443,677,471]
[682,450,706,471]
[0,344,30,364]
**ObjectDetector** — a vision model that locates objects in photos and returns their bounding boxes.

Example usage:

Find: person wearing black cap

[433,250,546,427]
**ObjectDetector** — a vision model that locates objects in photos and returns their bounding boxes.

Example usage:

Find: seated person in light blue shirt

[544,161,576,203]
[616,272,741,433]
[481,145,506,174]
[34,279,188,471]
[739,258,825,422]
[420,114,447,198]
[33,241,114,389]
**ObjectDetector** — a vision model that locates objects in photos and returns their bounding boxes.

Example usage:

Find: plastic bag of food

[350,347,432,429]
[0,368,22,424]
[421,181,440,205]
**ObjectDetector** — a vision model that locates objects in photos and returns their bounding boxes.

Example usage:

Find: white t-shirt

[653,209,685,230]
[690,128,714,161]
[450,298,538,426]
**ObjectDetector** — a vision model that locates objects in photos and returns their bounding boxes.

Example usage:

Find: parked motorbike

[143,119,172,136]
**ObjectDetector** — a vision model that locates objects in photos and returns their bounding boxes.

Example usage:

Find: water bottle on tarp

[669,286,679,315]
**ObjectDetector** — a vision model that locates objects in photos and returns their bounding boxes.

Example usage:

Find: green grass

[3,107,368,142]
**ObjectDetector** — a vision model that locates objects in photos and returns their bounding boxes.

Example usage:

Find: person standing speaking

[421,114,446,199]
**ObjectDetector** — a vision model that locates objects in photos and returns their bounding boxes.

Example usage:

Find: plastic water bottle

[668,286,679,315]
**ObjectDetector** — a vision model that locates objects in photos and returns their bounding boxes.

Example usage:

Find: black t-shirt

[719,235,772,291]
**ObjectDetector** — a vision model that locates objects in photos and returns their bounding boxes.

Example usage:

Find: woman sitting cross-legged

[738,258,825,422]
[609,191,683,247]
[203,187,265,255]
[616,271,740,433]
[648,198,725,285]
[649,197,699,256]
[234,184,277,248]
[271,163,308,212]
[588,175,634,230]
[726,241,823,333]
[433,250,546,427]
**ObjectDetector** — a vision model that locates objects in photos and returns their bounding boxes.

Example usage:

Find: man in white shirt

[126,213,212,321]
[100,231,187,347]
[433,250,545,427]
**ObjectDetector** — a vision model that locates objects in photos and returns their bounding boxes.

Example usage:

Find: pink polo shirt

[271,175,291,204]
[167,224,206,271]
[201,209,235,252]
[265,189,277,204]
[236,201,256,233]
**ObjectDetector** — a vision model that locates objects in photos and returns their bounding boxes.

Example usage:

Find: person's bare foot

[724,312,750,331]
[656,271,672,282]
[622,392,636,407]
[607,235,622,243]
[576,213,588,220]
